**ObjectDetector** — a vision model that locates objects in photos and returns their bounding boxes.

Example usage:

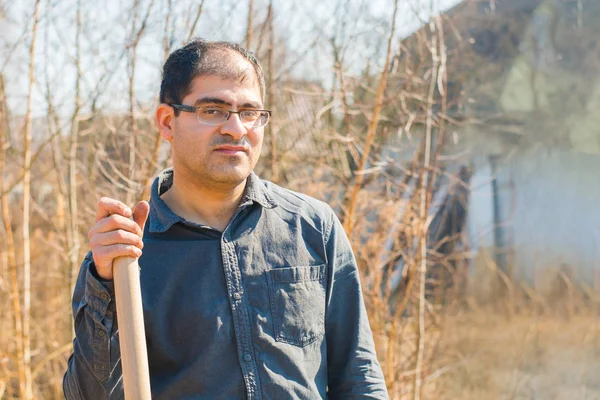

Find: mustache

[211,138,251,148]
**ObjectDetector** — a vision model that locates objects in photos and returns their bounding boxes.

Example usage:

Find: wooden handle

[113,256,152,399]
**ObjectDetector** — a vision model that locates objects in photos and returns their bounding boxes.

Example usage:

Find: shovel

[113,256,152,399]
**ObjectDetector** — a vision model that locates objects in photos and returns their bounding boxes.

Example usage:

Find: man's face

[167,72,264,188]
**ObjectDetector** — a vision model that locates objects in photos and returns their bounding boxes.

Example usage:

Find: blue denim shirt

[63,169,388,399]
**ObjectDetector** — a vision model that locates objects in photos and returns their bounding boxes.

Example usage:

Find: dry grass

[434,312,600,400]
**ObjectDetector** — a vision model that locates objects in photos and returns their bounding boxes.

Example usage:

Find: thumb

[132,200,150,234]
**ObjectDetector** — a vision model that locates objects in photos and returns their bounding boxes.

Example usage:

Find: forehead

[185,73,262,107]
[184,50,262,105]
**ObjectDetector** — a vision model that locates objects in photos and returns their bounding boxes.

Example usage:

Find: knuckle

[108,215,119,227]
[114,230,127,241]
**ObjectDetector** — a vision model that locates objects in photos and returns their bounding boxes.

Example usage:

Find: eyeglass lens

[196,107,269,127]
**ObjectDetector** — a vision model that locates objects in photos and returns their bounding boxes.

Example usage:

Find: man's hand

[88,197,150,281]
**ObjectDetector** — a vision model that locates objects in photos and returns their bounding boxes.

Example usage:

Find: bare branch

[186,0,206,43]
[343,0,399,237]
[245,0,254,49]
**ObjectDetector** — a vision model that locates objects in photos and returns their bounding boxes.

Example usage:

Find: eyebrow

[193,97,262,109]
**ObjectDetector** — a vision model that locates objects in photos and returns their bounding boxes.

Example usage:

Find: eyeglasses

[170,104,271,128]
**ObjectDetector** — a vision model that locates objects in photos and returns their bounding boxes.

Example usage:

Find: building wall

[467,147,600,285]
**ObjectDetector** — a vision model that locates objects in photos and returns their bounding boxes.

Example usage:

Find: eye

[240,110,260,121]
[198,107,227,119]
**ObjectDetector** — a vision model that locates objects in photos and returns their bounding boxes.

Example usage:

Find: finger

[132,201,150,233]
[90,230,144,249]
[89,214,143,238]
[95,197,132,222]
[107,244,143,260]
[95,244,143,266]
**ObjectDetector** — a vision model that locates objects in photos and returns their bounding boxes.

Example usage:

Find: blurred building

[438,0,600,286]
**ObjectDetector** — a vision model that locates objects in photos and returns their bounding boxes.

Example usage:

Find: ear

[156,104,175,141]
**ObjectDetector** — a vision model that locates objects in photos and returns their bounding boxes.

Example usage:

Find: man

[63,39,388,399]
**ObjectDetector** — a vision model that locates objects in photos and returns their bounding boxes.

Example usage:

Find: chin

[209,167,252,185]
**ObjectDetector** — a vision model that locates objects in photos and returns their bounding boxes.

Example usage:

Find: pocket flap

[267,265,326,284]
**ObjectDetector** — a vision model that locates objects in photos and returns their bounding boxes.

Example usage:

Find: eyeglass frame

[169,103,272,128]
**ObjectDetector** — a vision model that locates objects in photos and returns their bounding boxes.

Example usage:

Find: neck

[161,169,248,232]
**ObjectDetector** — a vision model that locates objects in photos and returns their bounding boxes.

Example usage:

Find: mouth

[214,145,249,155]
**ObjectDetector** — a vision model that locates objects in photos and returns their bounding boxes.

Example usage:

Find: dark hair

[159,39,266,114]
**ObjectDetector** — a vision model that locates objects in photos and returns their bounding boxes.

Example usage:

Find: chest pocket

[265,265,326,347]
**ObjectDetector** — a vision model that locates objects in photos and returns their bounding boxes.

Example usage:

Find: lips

[214,146,249,155]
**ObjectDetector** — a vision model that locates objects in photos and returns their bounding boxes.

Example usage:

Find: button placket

[221,236,262,399]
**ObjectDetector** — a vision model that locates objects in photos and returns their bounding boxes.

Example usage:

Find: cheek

[251,130,264,149]
[177,125,216,149]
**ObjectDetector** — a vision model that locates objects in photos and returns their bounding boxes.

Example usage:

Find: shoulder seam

[264,181,329,216]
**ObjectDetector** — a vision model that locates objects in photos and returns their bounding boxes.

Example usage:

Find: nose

[219,112,247,140]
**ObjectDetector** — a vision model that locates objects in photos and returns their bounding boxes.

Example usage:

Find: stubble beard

[182,151,256,189]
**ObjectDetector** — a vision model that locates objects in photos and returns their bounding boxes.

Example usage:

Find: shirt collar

[241,171,278,209]
[148,168,277,233]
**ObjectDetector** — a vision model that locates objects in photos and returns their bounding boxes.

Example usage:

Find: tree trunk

[68,0,82,301]
[266,1,278,182]
[126,0,155,205]
[140,0,172,201]
[22,1,41,398]
[0,74,26,399]
[413,15,441,400]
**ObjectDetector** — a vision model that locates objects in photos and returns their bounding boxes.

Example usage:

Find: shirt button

[97,330,105,338]
[233,292,242,300]
[99,292,109,301]
[243,353,252,362]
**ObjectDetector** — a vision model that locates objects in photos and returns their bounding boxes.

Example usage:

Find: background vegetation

[0,0,598,398]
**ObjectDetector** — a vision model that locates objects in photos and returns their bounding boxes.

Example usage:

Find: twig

[186,0,206,42]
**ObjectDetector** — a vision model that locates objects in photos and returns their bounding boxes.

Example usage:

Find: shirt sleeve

[324,210,389,399]
[63,252,124,399]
